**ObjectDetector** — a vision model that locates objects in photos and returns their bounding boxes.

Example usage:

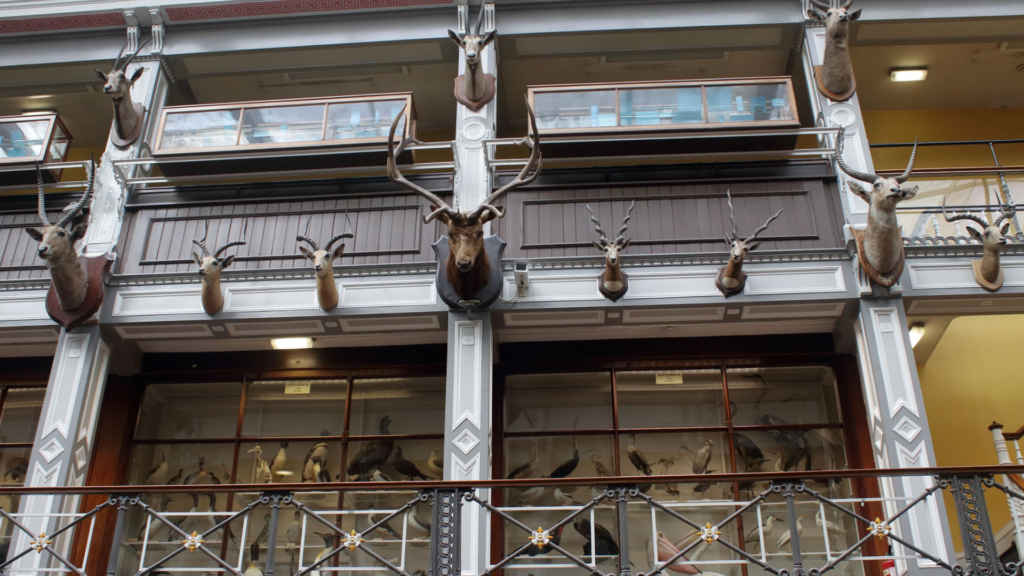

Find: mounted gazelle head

[587,201,635,301]
[943,196,1016,286]
[448,2,495,69]
[296,214,354,311]
[724,190,784,265]
[191,220,247,315]
[95,37,151,145]
[24,159,96,310]
[807,0,861,37]
[836,126,919,211]
[386,98,541,298]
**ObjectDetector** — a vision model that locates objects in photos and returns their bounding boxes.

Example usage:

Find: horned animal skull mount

[807,0,861,100]
[296,214,355,311]
[943,197,1016,291]
[448,1,497,110]
[95,38,151,147]
[716,190,784,297]
[192,220,248,315]
[587,201,635,301]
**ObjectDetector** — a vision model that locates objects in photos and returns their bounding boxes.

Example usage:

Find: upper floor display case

[527,77,800,157]
[152,93,415,176]
[0,113,72,185]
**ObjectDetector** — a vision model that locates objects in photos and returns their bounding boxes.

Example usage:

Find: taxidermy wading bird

[732,433,767,469]
[547,434,579,479]
[507,441,539,480]
[392,446,431,480]
[346,416,394,479]
[554,486,581,506]
[654,457,681,498]
[249,445,273,484]
[146,449,169,484]
[527,524,564,557]
[137,496,172,542]
[573,516,620,561]
[270,442,288,479]
[427,449,444,478]
[368,505,401,540]
[775,515,807,551]
[286,510,301,572]
[691,439,715,475]
[410,507,431,538]
[628,435,653,476]
[744,515,778,552]
[303,432,332,483]
[816,510,847,548]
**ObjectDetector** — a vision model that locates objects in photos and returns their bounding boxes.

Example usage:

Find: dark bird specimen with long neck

[807,0,861,98]
[392,446,430,480]
[573,516,620,560]
[346,416,394,479]
[546,435,579,479]
[95,38,151,145]
[386,99,542,298]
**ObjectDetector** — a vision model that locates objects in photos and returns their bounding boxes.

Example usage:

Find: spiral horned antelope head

[836,126,919,279]
[296,214,354,311]
[95,38,151,145]
[386,98,541,298]
[807,0,861,98]
[717,190,784,296]
[448,1,496,103]
[24,159,96,310]
[943,197,1016,290]
[191,221,247,315]
[587,201,635,300]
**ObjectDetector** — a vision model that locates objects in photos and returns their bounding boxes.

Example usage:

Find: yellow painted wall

[919,314,1024,551]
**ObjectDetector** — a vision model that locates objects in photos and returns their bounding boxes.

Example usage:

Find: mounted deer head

[24,159,96,310]
[95,38,151,146]
[587,201,635,301]
[191,220,247,315]
[716,189,783,296]
[296,214,354,311]
[943,196,1016,289]
[836,125,918,280]
[448,1,497,107]
[807,0,861,98]
[387,98,541,299]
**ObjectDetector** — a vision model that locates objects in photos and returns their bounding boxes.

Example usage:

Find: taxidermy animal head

[94,38,151,143]
[448,2,495,68]
[192,220,247,315]
[943,196,1016,285]
[724,190,784,267]
[24,160,96,310]
[386,98,541,298]
[808,0,861,37]
[587,201,635,297]
[296,214,354,311]
[807,0,860,97]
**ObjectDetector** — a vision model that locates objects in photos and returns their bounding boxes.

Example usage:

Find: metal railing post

[106,495,136,576]
[616,487,632,576]
[781,483,806,576]
[261,493,289,576]
[948,475,1002,576]
[430,489,461,576]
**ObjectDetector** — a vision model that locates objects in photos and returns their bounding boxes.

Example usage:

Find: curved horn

[296,215,318,251]
[34,162,51,226]
[725,189,738,240]
[214,219,248,257]
[56,156,95,229]
[842,0,854,9]
[121,36,153,71]
[468,96,543,221]
[586,204,609,247]
[614,200,636,245]
[111,39,130,71]
[995,199,1017,228]
[942,197,989,229]
[745,209,785,243]
[324,212,355,251]
[834,126,879,183]
[893,136,918,184]
[809,0,831,10]
[473,0,486,35]
[386,104,455,224]
[192,221,211,257]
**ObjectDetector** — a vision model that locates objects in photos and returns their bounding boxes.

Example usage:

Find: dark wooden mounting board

[813,65,856,102]
[598,269,628,301]
[46,253,114,331]
[432,235,506,310]
[454,74,496,111]
[715,266,746,297]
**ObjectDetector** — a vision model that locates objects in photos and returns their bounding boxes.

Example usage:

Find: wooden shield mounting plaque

[813,65,856,102]
[851,227,904,289]
[454,74,496,111]
[598,270,628,302]
[46,253,114,331]
[111,102,146,148]
[972,259,1004,292]
[432,235,506,310]
[715,267,747,297]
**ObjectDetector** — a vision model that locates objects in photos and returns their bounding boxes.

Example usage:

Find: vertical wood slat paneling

[0,210,68,281]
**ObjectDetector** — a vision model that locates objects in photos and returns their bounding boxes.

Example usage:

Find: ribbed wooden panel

[0,211,66,281]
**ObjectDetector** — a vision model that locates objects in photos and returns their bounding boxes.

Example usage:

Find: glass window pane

[239,440,341,484]
[503,434,614,508]
[325,100,405,141]
[0,388,45,443]
[533,91,616,130]
[126,442,235,486]
[46,123,69,162]
[0,120,48,159]
[733,428,848,474]
[344,437,440,485]
[505,372,613,433]
[349,377,445,436]
[726,366,841,426]
[706,83,792,124]
[159,109,241,150]
[239,104,325,145]
[616,369,725,428]
[135,383,242,440]
[0,446,30,487]
[619,87,704,126]
[618,432,730,499]
[242,379,347,438]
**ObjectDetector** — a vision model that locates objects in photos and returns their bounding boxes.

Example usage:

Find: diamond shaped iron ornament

[30,532,52,553]
[181,531,205,552]
[342,530,364,551]
[529,527,551,547]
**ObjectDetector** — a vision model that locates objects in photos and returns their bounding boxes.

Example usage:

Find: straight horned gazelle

[586,201,635,301]
[296,214,355,311]
[95,38,152,146]
[716,190,784,297]
[191,221,247,315]
[448,1,496,109]
[943,197,1017,291]
[807,0,861,100]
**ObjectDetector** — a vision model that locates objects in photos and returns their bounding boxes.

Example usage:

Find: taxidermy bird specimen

[270,442,288,480]
[628,434,653,476]
[554,486,582,506]
[146,449,169,484]
[733,433,767,469]
[691,439,715,475]
[744,515,778,552]
[137,496,173,542]
[286,510,301,573]
[3,457,28,485]
[816,510,847,549]
[311,532,335,576]
[410,507,431,538]
[427,449,444,478]
[527,523,564,557]
[507,442,539,479]
[775,515,807,551]
[253,513,271,550]
[573,516,620,560]
[249,445,273,484]
[392,447,430,480]
[346,417,394,479]
[303,432,332,483]
[590,451,613,477]
[656,531,705,574]
[166,468,184,486]
[693,472,716,497]
[368,505,402,540]
[372,469,393,482]
[547,435,579,479]
[509,485,546,507]
[243,542,263,576]
[655,457,681,498]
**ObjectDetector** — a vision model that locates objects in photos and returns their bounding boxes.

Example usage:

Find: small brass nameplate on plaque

[284,382,311,395]
[655,372,683,385]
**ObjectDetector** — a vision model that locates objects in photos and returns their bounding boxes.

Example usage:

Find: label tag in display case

[655,372,684,385]
[284,382,311,395]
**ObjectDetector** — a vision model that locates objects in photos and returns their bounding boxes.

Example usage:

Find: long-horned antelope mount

[387,98,541,308]
[448,1,496,110]
[943,197,1016,291]
[836,126,919,288]
[95,38,151,147]
[807,0,861,101]
[296,214,355,311]
[192,221,247,315]
[716,190,784,297]
[586,201,635,301]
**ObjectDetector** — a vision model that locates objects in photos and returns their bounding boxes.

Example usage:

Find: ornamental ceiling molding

[164,0,452,22]
[0,12,124,34]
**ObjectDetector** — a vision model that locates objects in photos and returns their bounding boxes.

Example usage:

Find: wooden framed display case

[527,77,800,157]
[0,113,73,185]
[152,93,416,176]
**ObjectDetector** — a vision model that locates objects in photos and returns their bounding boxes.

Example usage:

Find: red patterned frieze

[166,0,451,21]
[0,12,124,34]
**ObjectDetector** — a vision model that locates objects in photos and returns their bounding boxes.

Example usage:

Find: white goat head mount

[943,196,1016,291]
[448,1,497,109]
[716,189,783,297]
[94,37,151,147]
[24,159,96,311]
[296,214,355,311]
[586,200,635,301]
[807,0,861,100]
[835,126,919,287]
[191,220,247,315]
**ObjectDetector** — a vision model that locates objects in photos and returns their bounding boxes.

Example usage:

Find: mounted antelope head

[807,0,861,98]
[448,1,496,108]
[586,201,635,301]
[191,221,247,315]
[943,197,1016,290]
[836,126,918,284]
[24,160,96,310]
[296,214,354,311]
[716,190,783,297]
[95,38,151,146]
[386,98,541,299]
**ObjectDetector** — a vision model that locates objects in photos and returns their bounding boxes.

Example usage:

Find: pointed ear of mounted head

[447,29,465,46]
[219,255,236,269]
[849,9,862,20]
[847,180,871,202]
[70,223,87,242]
[807,8,827,20]
[95,69,109,82]
[747,241,762,252]
[967,227,983,242]
[1001,221,1012,236]
[331,243,347,260]
[593,241,604,251]
[298,246,315,261]
[129,67,144,85]
[899,185,919,200]
[481,29,497,47]
[620,238,631,249]
[192,252,203,266]
[24,228,44,242]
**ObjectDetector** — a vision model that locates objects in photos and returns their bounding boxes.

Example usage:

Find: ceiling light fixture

[271,337,313,350]
[890,68,928,82]
[21,110,56,116]
[908,323,926,348]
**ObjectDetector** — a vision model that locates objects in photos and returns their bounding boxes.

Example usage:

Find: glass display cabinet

[152,93,415,176]
[0,113,73,185]
[527,78,800,157]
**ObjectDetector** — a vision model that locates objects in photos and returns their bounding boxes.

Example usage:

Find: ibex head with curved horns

[296,214,354,311]
[192,220,248,315]
[807,0,861,98]
[95,37,151,144]
[24,159,96,310]
[943,196,1016,288]
[387,97,541,298]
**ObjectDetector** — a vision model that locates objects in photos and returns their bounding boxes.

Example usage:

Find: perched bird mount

[192,220,248,315]
[296,214,354,310]
[942,196,1016,291]
[448,1,496,111]
[716,190,784,297]
[95,38,152,147]
[807,0,861,101]
[587,201,635,301]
